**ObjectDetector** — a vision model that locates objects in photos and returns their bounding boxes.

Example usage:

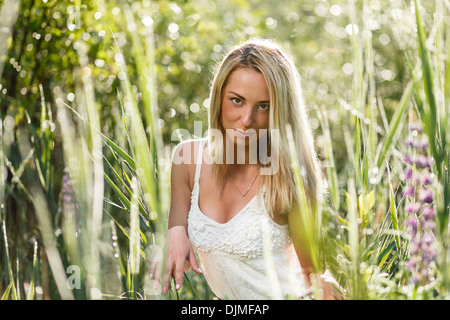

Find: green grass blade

[104,164,151,233]
[348,0,364,114]
[79,62,105,287]
[108,217,127,292]
[128,177,141,299]
[316,107,340,210]
[114,54,160,229]
[286,124,322,273]
[343,124,362,189]
[386,163,401,251]
[26,240,38,300]
[104,172,133,214]
[445,31,450,110]
[121,2,169,232]
[375,81,413,172]
[64,102,136,171]
[30,185,74,300]
[346,178,361,298]
[412,0,445,175]
[414,0,438,136]
[377,239,396,269]
[1,282,12,300]
[2,220,18,299]
[361,138,369,191]
[103,154,150,223]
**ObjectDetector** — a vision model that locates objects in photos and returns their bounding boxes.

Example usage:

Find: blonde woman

[150,38,340,299]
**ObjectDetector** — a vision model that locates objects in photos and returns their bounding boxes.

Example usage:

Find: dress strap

[193,138,206,185]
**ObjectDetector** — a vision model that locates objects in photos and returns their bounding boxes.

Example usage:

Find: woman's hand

[149,226,202,293]
[318,270,343,300]
[303,269,343,300]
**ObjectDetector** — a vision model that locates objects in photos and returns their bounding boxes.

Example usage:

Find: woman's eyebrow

[227,91,270,104]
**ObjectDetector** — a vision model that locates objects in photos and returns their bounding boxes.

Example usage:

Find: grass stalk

[316,106,340,210]
[121,2,169,233]
[75,45,106,297]
[286,124,323,275]
[345,178,364,299]
[412,0,449,294]
[113,40,159,223]
[127,177,141,299]
[386,163,401,252]
[2,220,18,299]
[26,240,39,300]
[30,184,73,300]
[55,92,89,299]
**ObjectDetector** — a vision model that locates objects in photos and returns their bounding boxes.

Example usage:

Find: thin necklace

[226,167,259,197]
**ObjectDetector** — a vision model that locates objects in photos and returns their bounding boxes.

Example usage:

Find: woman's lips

[234,129,254,138]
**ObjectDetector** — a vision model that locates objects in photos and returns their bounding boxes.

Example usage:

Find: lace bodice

[187,138,309,300]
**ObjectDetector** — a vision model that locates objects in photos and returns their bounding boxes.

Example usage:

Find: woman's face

[220,67,270,148]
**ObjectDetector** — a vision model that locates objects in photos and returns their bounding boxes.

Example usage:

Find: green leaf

[375,81,413,171]
[414,0,437,132]
[377,240,396,269]
[26,240,39,300]
[387,164,401,252]
[64,103,136,171]
[1,282,12,300]
[316,107,340,210]
[103,155,150,222]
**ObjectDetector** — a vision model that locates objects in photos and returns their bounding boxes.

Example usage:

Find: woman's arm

[150,141,203,293]
[167,141,194,229]
[287,202,342,299]
[287,203,316,285]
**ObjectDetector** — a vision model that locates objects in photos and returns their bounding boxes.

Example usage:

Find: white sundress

[187,138,311,300]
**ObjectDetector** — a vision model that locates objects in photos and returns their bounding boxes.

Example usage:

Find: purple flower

[418,136,429,151]
[403,120,437,285]
[426,156,434,168]
[405,202,421,214]
[422,205,436,220]
[418,188,434,203]
[414,155,429,168]
[404,135,414,148]
[424,220,436,231]
[421,173,434,185]
[409,237,420,255]
[422,232,434,245]
[404,155,413,165]
[405,167,413,181]
[404,185,415,198]
[406,216,418,229]
[406,257,417,270]
[414,175,422,185]
[424,247,436,260]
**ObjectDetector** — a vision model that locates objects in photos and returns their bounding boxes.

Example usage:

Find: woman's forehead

[223,68,269,98]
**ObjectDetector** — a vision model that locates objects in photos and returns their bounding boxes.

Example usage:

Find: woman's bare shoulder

[171,138,206,188]
[172,138,205,165]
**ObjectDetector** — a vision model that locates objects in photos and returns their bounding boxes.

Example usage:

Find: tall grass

[312,0,450,299]
[0,0,448,300]
[410,0,449,296]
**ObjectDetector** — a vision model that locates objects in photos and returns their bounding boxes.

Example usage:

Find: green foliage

[0,0,449,300]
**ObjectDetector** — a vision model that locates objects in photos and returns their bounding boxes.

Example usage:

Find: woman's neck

[223,137,262,166]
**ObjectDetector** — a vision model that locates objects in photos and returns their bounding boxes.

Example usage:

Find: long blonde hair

[207,38,324,216]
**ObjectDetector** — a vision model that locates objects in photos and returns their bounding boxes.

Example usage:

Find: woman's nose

[240,106,254,128]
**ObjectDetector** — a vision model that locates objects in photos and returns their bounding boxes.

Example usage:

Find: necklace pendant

[227,167,259,198]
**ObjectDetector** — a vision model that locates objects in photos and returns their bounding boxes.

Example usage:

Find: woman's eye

[231,98,242,105]
[259,104,270,111]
